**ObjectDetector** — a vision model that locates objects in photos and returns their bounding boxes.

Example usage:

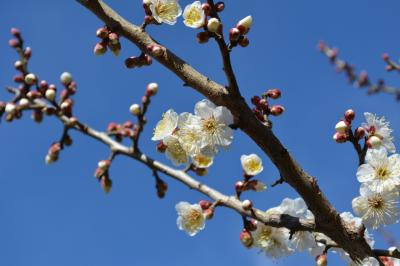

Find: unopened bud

[270,105,285,116]
[98,160,111,171]
[242,199,253,210]
[96,27,109,39]
[207,18,220,33]
[344,109,355,121]
[32,109,43,123]
[94,42,107,55]
[229,28,241,42]
[196,32,210,44]
[125,56,140,68]
[156,141,167,153]
[333,132,348,143]
[108,32,119,45]
[5,103,16,114]
[45,89,56,101]
[146,82,158,96]
[215,1,225,12]
[240,229,253,248]
[9,39,19,48]
[335,120,349,133]
[201,3,211,15]
[19,98,30,108]
[14,60,24,71]
[238,36,250,47]
[110,42,121,56]
[248,180,267,192]
[367,135,382,149]
[100,176,112,193]
[129,103,141,116]
[265,89,281,99]
[315,254,327,266]
[60,72,73,85]
[355,127,366,139]
[10,27,20,37]
[199,200,212,210]
[24,73,37,85]
[236,15,253,35]
[235,181,245,192]
[24,47,32,59]
[107,122,119,132]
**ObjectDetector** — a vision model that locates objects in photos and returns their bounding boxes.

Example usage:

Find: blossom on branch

[175,201,206,236]
[148,0,182,25]
[241,154,263,176]
[183,1,205,29]
[362,112,395,153]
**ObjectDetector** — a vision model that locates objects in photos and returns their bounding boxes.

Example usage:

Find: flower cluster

[351,114,400,230]
[152,99,233,171]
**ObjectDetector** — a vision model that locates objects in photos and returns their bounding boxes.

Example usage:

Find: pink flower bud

[265,89,281,99]
[146,83,158,96]
[27,91,41,100]
[100,176,112,193]
[201,3,211,15]
[382,53,390,61]
[24,47,32,59]
[199,200,212,210]
[94,42,107,56]
[9,39,19,48]
[333,132,348,143]
[10,27,21,37]
[215,1,225,12]
[96,27,109,39]
[229,28,241,42]
[251,96,261,106]
[240,229,253,248]
[108,32,119,45]
[196,32,210,44]
[344,109,355,121]
[315,254,327,266]
[235,181,245,192]
[203,208,214,220]
[238,36,250,47]
[125,56,140,68]
[107,122,119,132]
[270,105,285,116]
[14,60,24,71]
[355,127,366,139]
[98,160,111,171]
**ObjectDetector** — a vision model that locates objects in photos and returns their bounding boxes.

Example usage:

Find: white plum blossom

[357,148,400,192]
[152,109,178,141]
[241,154,263,176]
[194,99,234,149]
[362,112,395,153]
[176,112,203,156]
[251,221,294,258]
[352,183,399,229]
[163,135,189,166]
[148,0,182,25]
[182,1,205,28]
[268,198,316,252]
[175,202,205,236]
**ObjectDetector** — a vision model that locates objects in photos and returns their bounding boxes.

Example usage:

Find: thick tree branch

[76,0,376,260]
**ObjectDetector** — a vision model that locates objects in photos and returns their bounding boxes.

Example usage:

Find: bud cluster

[107,121,137,142]
[94,160,113,193]
[229,16,252,48]
[251,88,284,125]
[94,26,121,56]
[194,2,225,44]
[332,109,360,143]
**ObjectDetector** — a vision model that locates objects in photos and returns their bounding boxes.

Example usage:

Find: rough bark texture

[77,0,376,261]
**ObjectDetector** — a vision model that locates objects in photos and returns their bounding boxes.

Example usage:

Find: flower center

[377,167,390,180]
[155,2,179,19]
[245,159,260,173]
[257,226,272,242]
[184,210,203,231]
[202,118,218,134]
[368,196,384,209]
[186,8,201,25]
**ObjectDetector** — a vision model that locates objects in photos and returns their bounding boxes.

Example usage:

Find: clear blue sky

[1,1,400,265]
